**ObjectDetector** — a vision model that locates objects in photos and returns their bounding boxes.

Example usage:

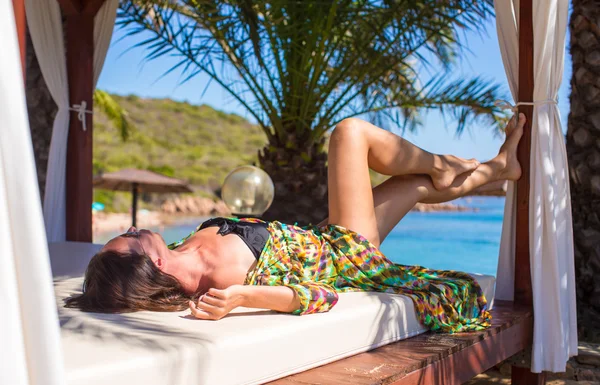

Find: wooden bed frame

[270,301,536,385]
[12,0,546,383]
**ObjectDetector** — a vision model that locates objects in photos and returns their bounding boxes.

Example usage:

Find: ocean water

[378,197,505,277]
[95,196,505,277]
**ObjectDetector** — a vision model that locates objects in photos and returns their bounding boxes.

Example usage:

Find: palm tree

[567,0,600,342]
[119,0,506,224]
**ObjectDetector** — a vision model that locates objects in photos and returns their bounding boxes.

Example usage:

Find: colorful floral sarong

[175,217,491,333]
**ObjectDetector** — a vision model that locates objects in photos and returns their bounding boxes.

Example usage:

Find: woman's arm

[189,281,340,320]
[188,285,301,320]
[240,285,301,312]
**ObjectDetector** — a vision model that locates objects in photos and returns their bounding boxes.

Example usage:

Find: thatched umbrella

[93,168,193,227]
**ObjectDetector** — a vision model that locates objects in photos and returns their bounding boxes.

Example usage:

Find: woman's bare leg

[328,117,480,247]
[332,118,480,189]
[373,113,524,242]
[326,114,525,246]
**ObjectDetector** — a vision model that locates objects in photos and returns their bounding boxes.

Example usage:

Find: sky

[97,15,572,162]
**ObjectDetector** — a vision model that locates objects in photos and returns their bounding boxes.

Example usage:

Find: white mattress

[51,242,496,385]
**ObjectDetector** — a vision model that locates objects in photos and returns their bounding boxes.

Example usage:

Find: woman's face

[101,227,170,268]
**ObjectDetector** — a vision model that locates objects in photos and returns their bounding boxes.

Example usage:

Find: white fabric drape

[494,0,577,372]
[26,0,119,242]
[495,0,519,303]
[25,0,70,242]
[1,3,65,385]
[94,0,120,86]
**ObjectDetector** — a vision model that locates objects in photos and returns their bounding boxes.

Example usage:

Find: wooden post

[65,11,94,242]
[515,0,534,308]
[512,0,546,383]
[131,183,138,228]
[11,0,26,79]
[512,367,546,385]
[60,0,107,242]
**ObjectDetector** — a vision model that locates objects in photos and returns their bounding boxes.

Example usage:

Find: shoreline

[92,211,205,236]
[93,201,479,237]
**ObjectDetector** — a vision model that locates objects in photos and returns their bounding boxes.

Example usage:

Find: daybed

[51,242,495,385]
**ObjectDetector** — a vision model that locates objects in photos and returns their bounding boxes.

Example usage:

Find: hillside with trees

[93,93,267,211]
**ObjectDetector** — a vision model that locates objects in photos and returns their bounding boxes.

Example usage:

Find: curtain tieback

[69,101,93,131]
[494,99,557,113]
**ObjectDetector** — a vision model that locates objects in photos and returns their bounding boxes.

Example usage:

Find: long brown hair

[65,250,194,313]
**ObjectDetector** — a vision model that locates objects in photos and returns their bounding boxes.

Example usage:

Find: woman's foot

[430,155,480,190]
[495,113,526,181]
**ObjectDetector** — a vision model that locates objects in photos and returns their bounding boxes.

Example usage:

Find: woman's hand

[188,285,245,320]
[188,285,301,320]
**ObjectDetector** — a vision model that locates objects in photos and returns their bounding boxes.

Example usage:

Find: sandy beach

[93,211,171,235]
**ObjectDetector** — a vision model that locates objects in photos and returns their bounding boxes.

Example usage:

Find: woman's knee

[330,118,366,148]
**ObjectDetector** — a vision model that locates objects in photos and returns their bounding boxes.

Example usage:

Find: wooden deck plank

[391,309,532,385]
[269,301,532,385]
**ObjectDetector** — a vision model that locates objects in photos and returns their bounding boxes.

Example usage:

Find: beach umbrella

[93,168,193,227]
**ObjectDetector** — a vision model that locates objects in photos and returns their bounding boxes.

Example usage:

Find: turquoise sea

[379,196,505,276]
[95,196,505,277]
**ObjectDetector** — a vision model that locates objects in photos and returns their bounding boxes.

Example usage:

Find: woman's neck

[167,246,212,295]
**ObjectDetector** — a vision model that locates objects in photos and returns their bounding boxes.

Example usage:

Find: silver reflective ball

[221,166,275,216]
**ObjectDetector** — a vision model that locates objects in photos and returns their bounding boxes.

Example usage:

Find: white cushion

[51,242,495,385]
[49,242,102,279]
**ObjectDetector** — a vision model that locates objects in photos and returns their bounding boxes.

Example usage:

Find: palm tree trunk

[25,27,57,202]
[567,0,600,342]
[259,136,329,225]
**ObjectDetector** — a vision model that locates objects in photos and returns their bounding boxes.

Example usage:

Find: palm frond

[94,89,133,141]
[118,0,502,146]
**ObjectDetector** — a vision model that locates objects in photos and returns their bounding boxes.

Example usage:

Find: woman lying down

[66,114,525,333]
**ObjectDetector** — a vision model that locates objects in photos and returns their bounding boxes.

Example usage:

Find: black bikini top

[199,217,270,260]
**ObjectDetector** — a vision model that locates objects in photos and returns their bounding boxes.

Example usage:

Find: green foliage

[147,164,176,177]
[118,0,507,147]
[93,189,117,212]
[94,89,133,141]
[93,92,267,210]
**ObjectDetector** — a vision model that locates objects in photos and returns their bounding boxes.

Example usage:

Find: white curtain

[0,2,65,385]
[94,0,120,86]
[25,0,69,242]
[494,0,578,372]
[495,0,519,304]
[26,0,119,242]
